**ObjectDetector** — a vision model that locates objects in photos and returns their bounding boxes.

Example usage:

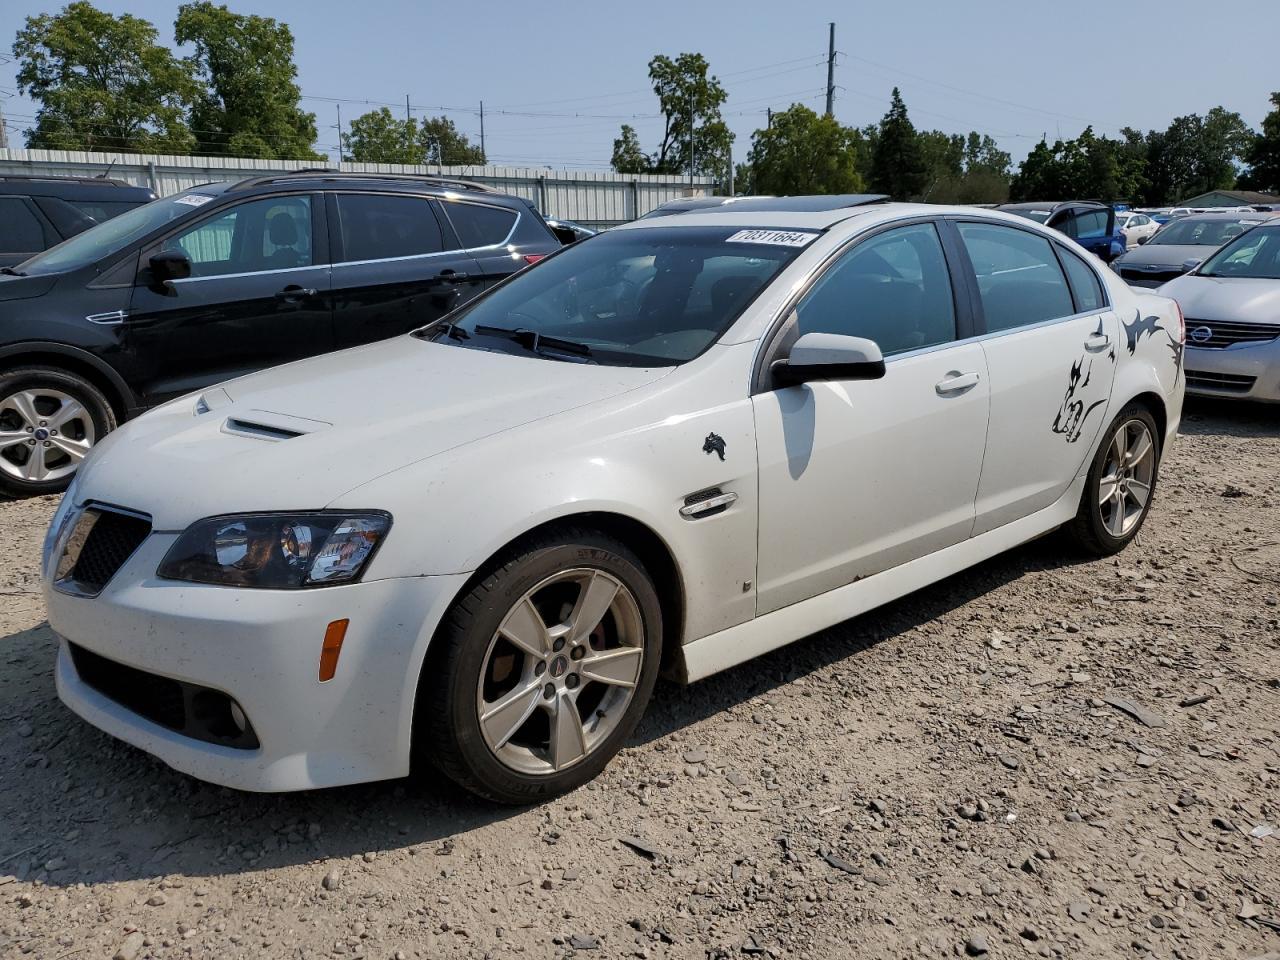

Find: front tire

[1066,403,1161,556]
[418,527,663,804]
[0,367,115,498]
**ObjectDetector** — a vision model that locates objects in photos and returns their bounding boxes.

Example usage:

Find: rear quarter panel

[1104,276,1185,452]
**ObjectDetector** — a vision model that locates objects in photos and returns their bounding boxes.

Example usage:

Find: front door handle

[935,371,980,395]
[275,285,317,302]
[1084,332,1112,352]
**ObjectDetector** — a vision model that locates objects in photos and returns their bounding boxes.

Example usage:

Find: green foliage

[745,103,864,195]
[610,52,734,182]
[343,108,484,166]
[610,124,649,174]
[1243,92,1280,193]
[868,89,929,200]
[13,1,197,153]
[174,2,320,159]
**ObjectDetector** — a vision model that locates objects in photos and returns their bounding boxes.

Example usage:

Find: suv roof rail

[0,173,138,187]
[227,169,498,194]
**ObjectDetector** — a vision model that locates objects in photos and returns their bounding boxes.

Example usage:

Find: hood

[1114,244,1207,269]
[0,273,57,303]
[1158,273,1280,324]
[76,336,672,529]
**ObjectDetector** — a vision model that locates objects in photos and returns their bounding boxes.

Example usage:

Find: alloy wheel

[0,388,96,484]
[475,568,645,776]
[1098,418,1155,539]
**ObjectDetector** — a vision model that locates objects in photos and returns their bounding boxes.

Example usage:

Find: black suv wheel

[0,367,115,498]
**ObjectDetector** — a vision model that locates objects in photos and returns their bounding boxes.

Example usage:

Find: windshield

[1149,217,1262,247]
[1199,224,1280,279]
[16,188,223,276]
[421,225,811,366]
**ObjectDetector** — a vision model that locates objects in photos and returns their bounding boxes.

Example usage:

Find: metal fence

[0,148,718,229]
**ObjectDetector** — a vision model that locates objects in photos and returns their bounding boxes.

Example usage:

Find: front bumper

[49,531,468,792]
[1184,338,1280,403]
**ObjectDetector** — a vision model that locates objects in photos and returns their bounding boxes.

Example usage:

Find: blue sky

[2,0,1277,170]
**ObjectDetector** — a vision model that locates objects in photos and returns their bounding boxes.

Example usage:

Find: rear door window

[957,222,1076,332]
[1058,247,1106,312]
[442,201,517,248]
[336,193,445,262]
[0,198,48,254]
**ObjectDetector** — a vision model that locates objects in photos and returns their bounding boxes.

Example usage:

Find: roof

[1172,210,1276,221]
[0,174,155,199]
[997,200,1109,213]
[618,201,1000,232]
[1179,189,1280,206]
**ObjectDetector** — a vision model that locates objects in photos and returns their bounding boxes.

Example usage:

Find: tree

[418,116,484,165]
[1009,139,1062,200]
[745,103,864,195]
[13,1,196,153]
[868,88,928,200]
[343,106,419,164]
[609,52,733,183]
[611,124,650,174]
[174,2,319,159]
[1244,92,1280,193]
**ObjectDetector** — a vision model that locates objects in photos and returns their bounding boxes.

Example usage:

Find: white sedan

[43,198,1185,803]
[1116,211,1160,248]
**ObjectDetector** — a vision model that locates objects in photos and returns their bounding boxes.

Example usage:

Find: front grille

[1184,318,1280,349]
[1119,267,1183,287]
[57,506,151,595]
[1186,369,1257,393]
[68,643,259,749]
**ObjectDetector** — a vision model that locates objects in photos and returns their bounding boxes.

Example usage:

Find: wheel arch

[0,342,137,421]
[1119,389,1168,449]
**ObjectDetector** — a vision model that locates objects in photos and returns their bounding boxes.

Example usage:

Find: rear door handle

[275,285,317,302]
[431,270,470,284]
[1084,332,1111,352]
[935,371,980,395]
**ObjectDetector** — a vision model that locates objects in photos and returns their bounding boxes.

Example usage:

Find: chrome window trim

[168,263,330,285]
[435,197,521,251]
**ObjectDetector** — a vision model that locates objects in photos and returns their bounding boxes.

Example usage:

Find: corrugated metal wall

[0,149,717,228]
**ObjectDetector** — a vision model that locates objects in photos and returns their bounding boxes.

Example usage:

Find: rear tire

[1065,403,1161,556]
[0,367,116,499]
[417,527,663,804]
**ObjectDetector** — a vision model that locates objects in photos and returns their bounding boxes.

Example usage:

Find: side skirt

[677,474,1087,683]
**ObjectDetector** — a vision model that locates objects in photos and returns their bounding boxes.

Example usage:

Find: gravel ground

[1,398,1278,960]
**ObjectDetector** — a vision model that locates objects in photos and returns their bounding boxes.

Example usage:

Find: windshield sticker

[174,194,215,207]
[725,229,818,248]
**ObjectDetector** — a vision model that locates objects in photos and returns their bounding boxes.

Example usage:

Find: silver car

[1159,220,1280,401]
[1113,211,1274,288]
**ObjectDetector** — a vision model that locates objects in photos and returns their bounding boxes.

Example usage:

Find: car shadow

[0,536,1087,889]
[1179,397,1280,438]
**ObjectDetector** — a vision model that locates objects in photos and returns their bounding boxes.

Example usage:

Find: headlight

[158,511,391,588]
[42,475,81,579]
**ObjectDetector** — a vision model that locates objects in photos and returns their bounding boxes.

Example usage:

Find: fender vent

[680,487,738,520]
[224,418,304,442]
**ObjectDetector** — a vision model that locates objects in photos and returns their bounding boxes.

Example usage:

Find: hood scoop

[221,409,332,443]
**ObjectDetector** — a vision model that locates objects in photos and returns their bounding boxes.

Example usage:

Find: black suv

[0,174,157,268]
[0,171,561,496]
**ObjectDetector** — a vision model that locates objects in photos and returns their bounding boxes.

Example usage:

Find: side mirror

[149,249,192,285]
[1181,258,1202,273]
[771,332,886,387]
[1137,235,1149,245]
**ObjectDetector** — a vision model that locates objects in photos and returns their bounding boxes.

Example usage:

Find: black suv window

[0,198,47,254]
[443,201,517,248]
[337,193,445,262]
[958,222,1075,332]
[794,222,956,356]
[164,195,313,277]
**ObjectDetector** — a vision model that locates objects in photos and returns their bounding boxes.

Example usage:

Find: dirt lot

[1,398,1278,960]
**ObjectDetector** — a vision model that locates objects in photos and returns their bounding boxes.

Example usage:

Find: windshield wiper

[413,320,471,342]
[0,266,25,276]
[473,324,594,360]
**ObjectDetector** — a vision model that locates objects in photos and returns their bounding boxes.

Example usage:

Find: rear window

[336,193,445,262]
[426,225,809,366]
[443,201,518,248]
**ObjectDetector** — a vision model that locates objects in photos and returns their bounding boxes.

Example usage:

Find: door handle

[431,270,471,284]
[935,371,980,395]
[1084,332,1111,352]
[275,285,317,302]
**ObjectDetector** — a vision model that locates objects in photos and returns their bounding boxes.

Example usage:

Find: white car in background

[43,197,1185,803]
[1116,211,1160,248]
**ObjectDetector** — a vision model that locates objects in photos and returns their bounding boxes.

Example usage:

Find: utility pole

[0,101,8,150]
[688,88,695,191]
[405,94,411,125]
[825,22,836,118]
[767,108,773,130]
[336,103,344,165]
[727,143,734,197]
[479,101,486,162]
